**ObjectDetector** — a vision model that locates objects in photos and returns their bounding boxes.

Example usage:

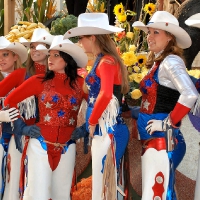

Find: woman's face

[0,50,18,73]
[147,28,171,53]
[30,42,47,64]
[48,50,66,73]
[78,36,93,53]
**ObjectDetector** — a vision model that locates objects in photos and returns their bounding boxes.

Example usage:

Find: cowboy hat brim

[185,13,200,28]
[132,21,191,49]
[36,43,88,68]
[64,26,124,39]
[0,43,28,63]
[19,35,54,47]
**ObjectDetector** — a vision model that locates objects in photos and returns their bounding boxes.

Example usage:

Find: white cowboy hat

[132,11,191,49]
[185,13,200,28]
[0,36,28,63]
[19,28,54,47]
[36,35,88,68]
[63,13,124,39]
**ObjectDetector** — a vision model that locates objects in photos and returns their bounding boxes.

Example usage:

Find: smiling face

[147,27,172,53]
[48,50,66,73]
[30,42,47,65]
[0,50,18,73]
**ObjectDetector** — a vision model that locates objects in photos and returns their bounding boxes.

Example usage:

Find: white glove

[0,108,19,122]
[145,119,163,135]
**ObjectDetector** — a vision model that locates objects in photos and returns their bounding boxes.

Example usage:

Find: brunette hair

[92,34,129,94]
[42,51,79,89]
[146,33,184,68]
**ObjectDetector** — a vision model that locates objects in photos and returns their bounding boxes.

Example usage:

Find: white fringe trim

[98,95,119,137]
[17,96,36,120]
[191,95,200,117]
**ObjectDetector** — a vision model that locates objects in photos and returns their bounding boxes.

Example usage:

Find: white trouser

[141,148,169,200]
[23,138,76,200]
[3,135,22,200]
[194,153,200,200]
[91,134,111,200]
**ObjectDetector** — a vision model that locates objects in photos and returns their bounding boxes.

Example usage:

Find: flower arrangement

[15,0,57,23]
[71,176,92,200]
[87,0,107,13]
[113,2,156,105]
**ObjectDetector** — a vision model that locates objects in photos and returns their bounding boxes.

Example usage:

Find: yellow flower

[133,73,144,83]
[143,3,156,16]
[122,52,137,66]
[129,45,136,52]
[117,14,127,22]
[141,66,149,75]
[128,66,133,73]
[133,27,140,31]
[126,32,134,39]
[131,89,142,99]
[188,69,200,78]
[133,66,140,73]
[113,3,124,16]
[128,74,134,82]
[137,54,147,67]
[86,66,92,73]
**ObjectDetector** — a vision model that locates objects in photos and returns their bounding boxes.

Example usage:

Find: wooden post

[4,0,15,35]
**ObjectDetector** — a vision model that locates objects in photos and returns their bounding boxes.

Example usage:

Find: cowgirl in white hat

[132,11,198,199]
[0,36,27,199]
[4,35,88,200]
[185,13,200,200]
[64,13,130,200]
[0,28,54,200]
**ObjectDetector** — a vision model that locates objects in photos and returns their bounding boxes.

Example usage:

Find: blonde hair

[146,33,184,68]
[0,52,22,81]
[92,34,129,94]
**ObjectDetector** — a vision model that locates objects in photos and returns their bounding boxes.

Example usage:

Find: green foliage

[50,15,78,43]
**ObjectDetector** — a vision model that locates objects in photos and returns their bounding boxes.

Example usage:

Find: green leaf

[38,0,47,23]
[33,2,39,22]
[27,0,34,8]
[23,0,27,9]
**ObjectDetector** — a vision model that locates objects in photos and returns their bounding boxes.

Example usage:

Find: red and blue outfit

[137,55,198,200]
[4,72,86,199]
[0,63,46,200]
[85,53,129,200]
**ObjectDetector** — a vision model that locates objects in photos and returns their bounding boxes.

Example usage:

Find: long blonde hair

[146,33,184,68]
[93,34,129,94]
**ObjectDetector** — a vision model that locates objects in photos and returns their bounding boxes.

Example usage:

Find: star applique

[89,96,95,104]
[86,84,91,91]
[41,94,46,101]
[70,97,77,105]
[145,78,153,87]
[69,117,75,125]
[52,94,59,103]
[72,105,79,111]
[88,76,96,84]
[44,114,51,122]
[141,87,147,94]
[45,102,52,108]
[143,99,150,110]
[58,110,65,117]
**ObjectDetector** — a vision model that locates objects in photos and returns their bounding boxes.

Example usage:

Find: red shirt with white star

[4,72,87,143]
